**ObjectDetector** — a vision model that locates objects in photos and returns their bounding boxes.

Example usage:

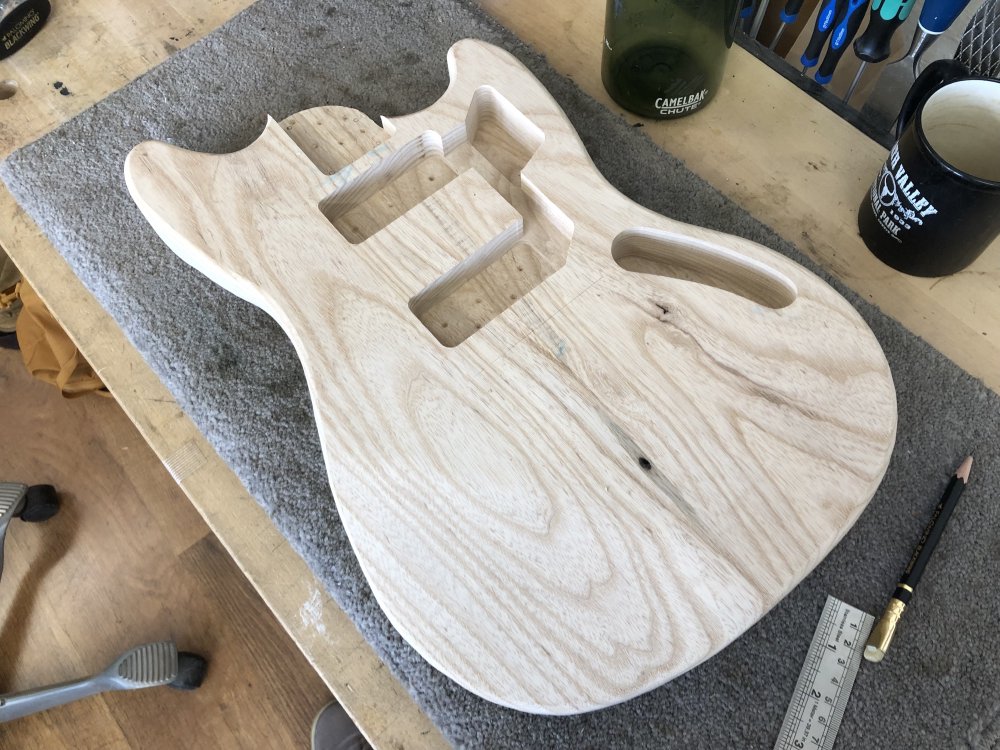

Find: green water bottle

[602,0,741,119]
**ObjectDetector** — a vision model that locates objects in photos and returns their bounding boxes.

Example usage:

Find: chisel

[844,0,918,103]
[815,0,871,84]
[770,0,807,50]
[859,0,974,130]
[802,0,850,71]
[898,0,976,76]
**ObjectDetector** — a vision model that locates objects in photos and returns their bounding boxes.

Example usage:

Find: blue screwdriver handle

[801,0,849,67]
[815,0,870,83]
[741,0,756,19]
[918,0,973,33]
[780,0,807,22]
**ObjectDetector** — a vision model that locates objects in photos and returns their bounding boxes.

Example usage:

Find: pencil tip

[956,456,973,483]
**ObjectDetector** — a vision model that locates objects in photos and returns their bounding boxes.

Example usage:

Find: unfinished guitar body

[125,40,897,714]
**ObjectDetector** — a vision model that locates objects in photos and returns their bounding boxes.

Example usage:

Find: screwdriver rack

[736,33,895,146]
[736,0,983,148]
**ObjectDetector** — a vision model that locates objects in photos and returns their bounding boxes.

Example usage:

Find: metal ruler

[774,595,874,750]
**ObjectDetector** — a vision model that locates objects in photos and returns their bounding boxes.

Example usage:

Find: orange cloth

[15,280,108,398]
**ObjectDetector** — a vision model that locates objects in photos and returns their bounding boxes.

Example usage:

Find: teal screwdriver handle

[853,0,918,63]
[919,0,973,33]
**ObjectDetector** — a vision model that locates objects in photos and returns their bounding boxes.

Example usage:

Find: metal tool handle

[750,0,772,37]
[0,676,109,722]
[0,524,8,585]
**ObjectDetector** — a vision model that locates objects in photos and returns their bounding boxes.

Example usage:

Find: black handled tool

[740,0,757,33]
[815,0,870,84]
[844,0,918,103]
[859,0,975,131]
[801,0,849,71]
[770,0,807,49]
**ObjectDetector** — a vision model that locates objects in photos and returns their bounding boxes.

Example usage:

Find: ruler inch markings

[774,595,874,750]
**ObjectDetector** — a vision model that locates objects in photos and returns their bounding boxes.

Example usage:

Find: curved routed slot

[612,229,797,309]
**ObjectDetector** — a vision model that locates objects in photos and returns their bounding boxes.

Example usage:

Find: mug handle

[894,58,970,140]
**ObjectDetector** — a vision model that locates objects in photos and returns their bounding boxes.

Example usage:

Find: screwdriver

[801,0,849,72]
[815,0,871,85]
[843,0,917,103]
[770,0,807,50]
[894,0,975,76]
[740,0,756,33]
[749,0,772,38]
[858,0,974,130]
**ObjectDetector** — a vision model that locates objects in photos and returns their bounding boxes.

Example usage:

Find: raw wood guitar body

[125,40,897,714]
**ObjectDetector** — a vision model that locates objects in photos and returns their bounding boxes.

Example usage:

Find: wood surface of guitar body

[125,40,897,714]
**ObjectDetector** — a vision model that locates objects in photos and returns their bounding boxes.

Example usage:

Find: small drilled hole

[0,80,18,100]
[638,457,652,471]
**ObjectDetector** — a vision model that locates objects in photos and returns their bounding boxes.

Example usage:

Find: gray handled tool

[0,482,59,584]
[0,641,207,722]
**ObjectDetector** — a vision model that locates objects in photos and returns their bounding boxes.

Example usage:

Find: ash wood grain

[125,40,897,714]
[478,0,1000,394]
[1,0,990,740]
[0,190,451,750]
[0,349,330,749]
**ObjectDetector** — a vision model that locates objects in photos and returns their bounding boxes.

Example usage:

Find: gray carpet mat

[3,1,998,747]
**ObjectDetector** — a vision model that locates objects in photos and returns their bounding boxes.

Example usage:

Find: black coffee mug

[858,60,1000,277]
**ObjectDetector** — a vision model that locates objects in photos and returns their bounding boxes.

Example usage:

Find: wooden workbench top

[481,0,1000,393]
[0,1,996,746]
